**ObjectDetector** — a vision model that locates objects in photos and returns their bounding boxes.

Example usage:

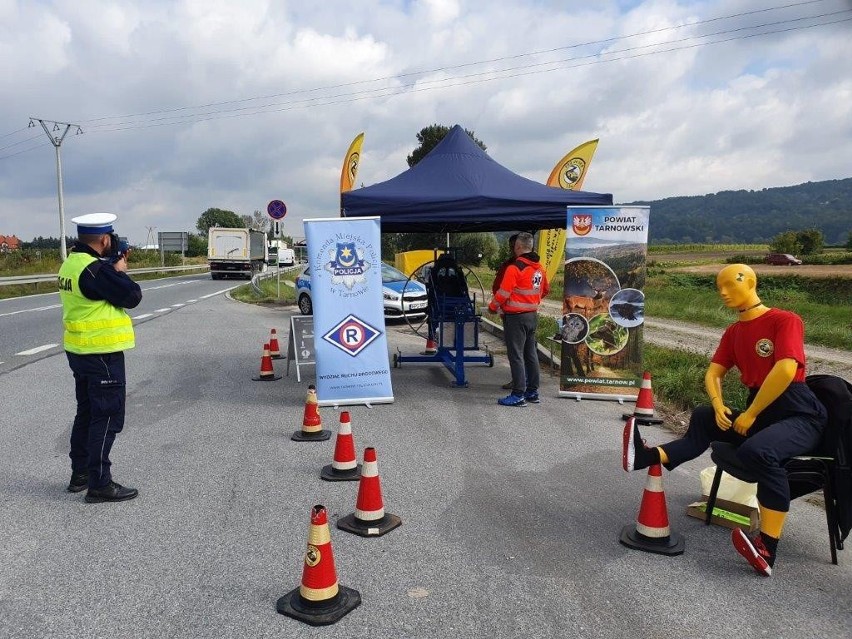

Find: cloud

[1,0,850,244]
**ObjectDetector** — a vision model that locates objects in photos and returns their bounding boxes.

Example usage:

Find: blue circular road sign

[267,200,287,219]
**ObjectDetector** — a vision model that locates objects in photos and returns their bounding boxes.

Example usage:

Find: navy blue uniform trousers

[661,382,826,511]
[66,351,126,489]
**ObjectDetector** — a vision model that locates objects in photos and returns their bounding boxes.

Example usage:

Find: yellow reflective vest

[58,252,135,354]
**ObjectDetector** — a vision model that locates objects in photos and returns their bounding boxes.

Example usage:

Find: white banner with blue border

[304,216,394,406]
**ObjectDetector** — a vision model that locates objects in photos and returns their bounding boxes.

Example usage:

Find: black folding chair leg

[705,466,724,526]
[822,485,839,565]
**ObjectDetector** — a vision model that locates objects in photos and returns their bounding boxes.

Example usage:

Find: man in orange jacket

[488,232,549,407]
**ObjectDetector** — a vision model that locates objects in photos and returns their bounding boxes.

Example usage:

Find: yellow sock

[657,447,669,465]
[759,504,787,539]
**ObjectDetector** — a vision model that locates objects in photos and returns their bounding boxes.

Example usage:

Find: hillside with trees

[630,178,852,245]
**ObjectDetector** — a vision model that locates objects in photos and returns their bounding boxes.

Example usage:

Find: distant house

[0,234,21,252]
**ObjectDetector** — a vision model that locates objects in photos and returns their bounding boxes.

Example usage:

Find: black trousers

[661,383,826,511]
[66,351,127,489]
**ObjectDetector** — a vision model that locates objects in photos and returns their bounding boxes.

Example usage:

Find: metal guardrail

[0,264,209,287]
[251,264,303,294]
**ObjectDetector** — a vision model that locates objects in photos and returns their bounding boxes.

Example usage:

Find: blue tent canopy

[340,125,613,233]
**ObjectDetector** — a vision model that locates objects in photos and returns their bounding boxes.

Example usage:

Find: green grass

[230,276,297,305]
[643,344,749,413]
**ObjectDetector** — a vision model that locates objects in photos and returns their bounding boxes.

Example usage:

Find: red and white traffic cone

[320,412,361,481]
[276,504,361,626]
[268,328,282,359]
[619,463,684,555]
[337,447,401,537]
[252,342,282,381]
[292,385,330,441]
[622,371,664,424]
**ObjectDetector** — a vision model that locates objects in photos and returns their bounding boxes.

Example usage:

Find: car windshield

[381,263,408,283]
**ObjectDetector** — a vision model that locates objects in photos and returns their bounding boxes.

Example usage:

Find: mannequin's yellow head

[716,264,760,311]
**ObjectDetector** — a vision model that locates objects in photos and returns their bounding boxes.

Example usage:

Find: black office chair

[705,441,840,564]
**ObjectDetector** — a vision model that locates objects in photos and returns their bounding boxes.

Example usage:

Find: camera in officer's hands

[107,233,131,264]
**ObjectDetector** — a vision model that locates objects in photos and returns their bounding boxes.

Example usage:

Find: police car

[295,263,429,319]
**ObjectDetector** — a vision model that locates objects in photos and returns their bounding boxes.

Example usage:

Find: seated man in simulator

[623,264,826,576]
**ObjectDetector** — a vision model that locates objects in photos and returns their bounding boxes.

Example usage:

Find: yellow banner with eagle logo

[537,139,599,282]
[340,132,365,194]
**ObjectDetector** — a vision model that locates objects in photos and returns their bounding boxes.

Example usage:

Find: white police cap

[71,213,117,235]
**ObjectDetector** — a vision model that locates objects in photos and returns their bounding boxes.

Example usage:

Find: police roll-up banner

[558,206,650,401]
[304,217,394,407]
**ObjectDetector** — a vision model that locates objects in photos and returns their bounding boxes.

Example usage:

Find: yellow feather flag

[340,132,365,193]
[537,139,599,282]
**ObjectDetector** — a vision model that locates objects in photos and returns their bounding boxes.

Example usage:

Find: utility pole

[29,117,83,260]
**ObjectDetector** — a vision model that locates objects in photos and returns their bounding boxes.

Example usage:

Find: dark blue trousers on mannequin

[661,383,826,510]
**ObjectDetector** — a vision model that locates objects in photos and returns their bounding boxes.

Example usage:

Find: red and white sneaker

[732,528,773,576]
[622,417,653,471]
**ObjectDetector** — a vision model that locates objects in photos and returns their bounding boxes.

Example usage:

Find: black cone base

[337,512,402,537]
[291,429,331,442]
[276,585,361,626]
[320,463,362,482]
[622,412,664,425]
[619,524,685,556]
[271,354,283,360]
[252,374,282,381]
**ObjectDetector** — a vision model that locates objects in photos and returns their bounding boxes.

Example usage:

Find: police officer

[58,213,142,503]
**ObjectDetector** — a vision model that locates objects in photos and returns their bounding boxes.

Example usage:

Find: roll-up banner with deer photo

[558,206,650,401]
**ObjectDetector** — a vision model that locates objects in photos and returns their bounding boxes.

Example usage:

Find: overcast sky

[1,0,850,245]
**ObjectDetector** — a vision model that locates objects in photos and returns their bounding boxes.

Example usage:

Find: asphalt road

[0,272,243,375]
[1,292,850,638]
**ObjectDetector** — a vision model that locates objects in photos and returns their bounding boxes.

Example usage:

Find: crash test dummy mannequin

[623,264,826,576]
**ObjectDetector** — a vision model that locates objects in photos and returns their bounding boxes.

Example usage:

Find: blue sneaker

[524,391,540,404]
[497,394,527,407]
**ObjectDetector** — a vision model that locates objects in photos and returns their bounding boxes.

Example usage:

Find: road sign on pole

[273,220,282,238]
[267,200,287,220]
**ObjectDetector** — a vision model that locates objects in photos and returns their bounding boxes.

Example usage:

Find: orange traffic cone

[268,328,282,359]
[320,411,361,482]
[619,463,685,555]
[276,504,361,626]
[337,447,401,537]
[291,385,331,441]
[252,342,282,381]
[622,371,663,424]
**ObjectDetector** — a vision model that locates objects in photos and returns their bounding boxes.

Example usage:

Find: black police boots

[85,481,139,503]
[67,471,89,493]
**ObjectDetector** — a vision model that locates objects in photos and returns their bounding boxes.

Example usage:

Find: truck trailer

[208,228,267,279]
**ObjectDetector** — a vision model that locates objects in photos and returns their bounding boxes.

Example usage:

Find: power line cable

[81,12,850,133]
[1,6,846,153]
[71,0,838,126]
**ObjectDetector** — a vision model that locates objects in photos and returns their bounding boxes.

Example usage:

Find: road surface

[1,291,849,638]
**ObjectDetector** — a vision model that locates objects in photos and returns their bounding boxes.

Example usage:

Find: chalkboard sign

[286,315,315,382]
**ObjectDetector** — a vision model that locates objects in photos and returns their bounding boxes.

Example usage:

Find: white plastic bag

[700,465,759,509]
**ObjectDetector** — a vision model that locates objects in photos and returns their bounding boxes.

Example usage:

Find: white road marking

[171,303,184,308]
[133,313,153,320]
[0,304,62,318]
[140,281,192,292]
[154,308,171,313]
[200,287,238,299]
[16,344,58,356]
[186,299,197,303]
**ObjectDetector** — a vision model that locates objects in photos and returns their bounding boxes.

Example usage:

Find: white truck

[208,228,267,279]
[278,247,296,267]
